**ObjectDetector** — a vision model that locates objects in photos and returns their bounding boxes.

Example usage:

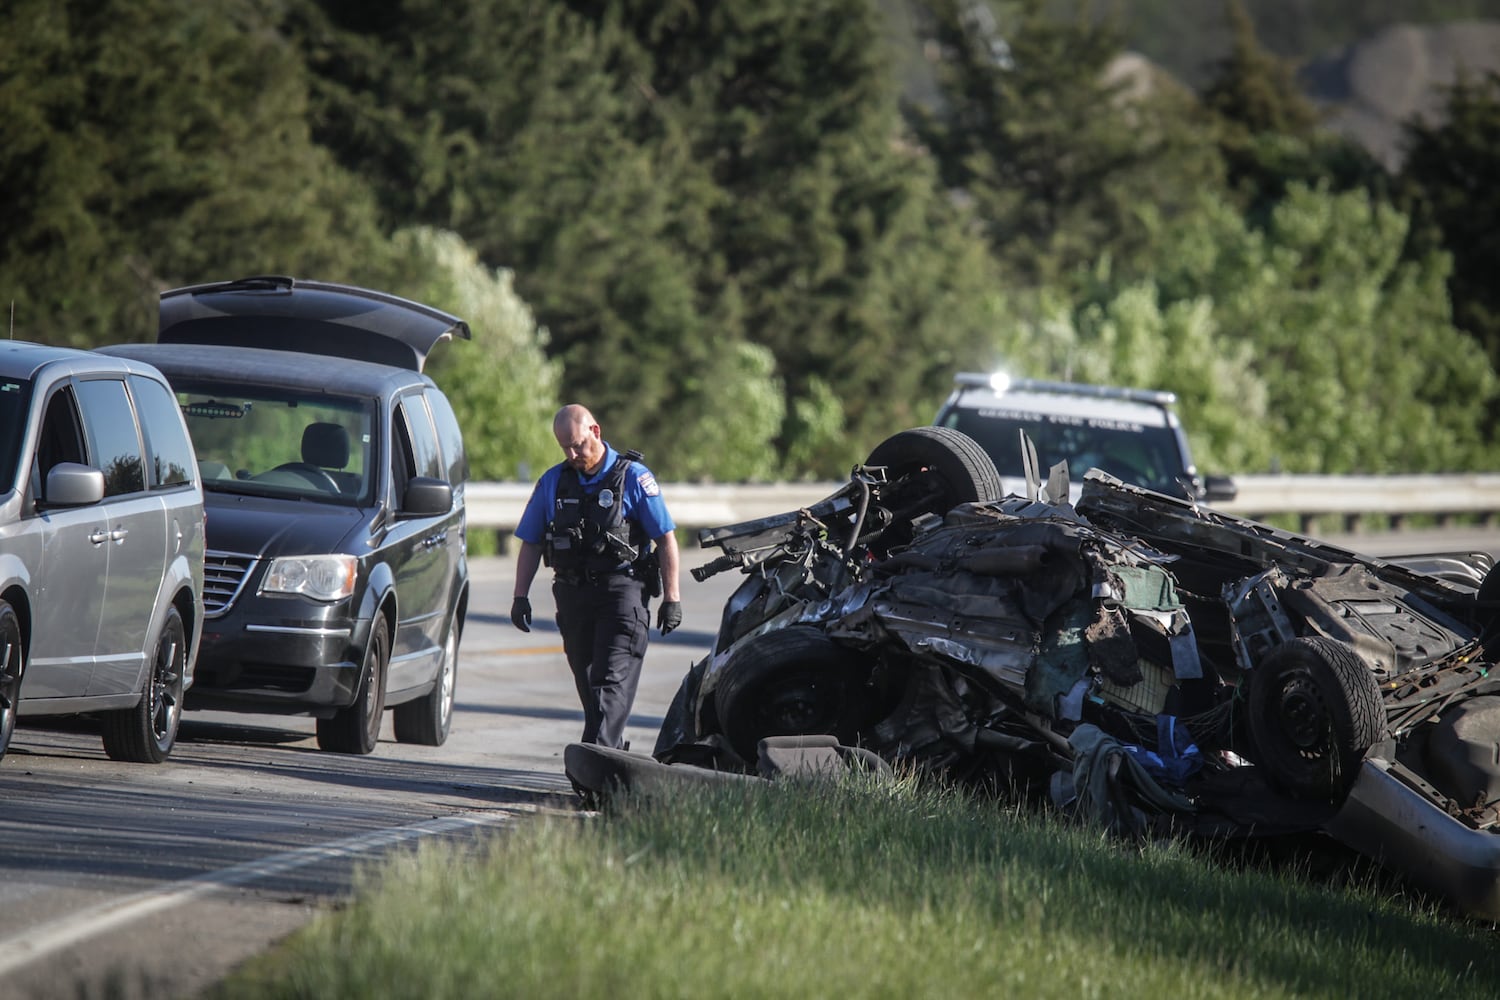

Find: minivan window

[174,385,373,503]
[0,378,32,494]
[36,386,87,488]
[130,375,195,489]
[424,388,467,486]
[75,378,146,497]
[398,396,443,481]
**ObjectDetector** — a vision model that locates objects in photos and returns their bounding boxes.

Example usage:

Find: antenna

[8,300,12,340]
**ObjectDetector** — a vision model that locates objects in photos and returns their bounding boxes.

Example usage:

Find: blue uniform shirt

[515,443,675,547]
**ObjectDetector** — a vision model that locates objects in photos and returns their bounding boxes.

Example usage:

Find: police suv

[934,372,1237,504]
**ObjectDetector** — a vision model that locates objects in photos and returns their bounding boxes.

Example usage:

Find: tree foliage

[0,0,390,347]
[380,227,563,483]
[1400,70,1500,373]
[916,0,1225,287]
[998,184,1497,474]
[1200,0,1387,218]
[294,0,1008,478]
[2,0,1497,484]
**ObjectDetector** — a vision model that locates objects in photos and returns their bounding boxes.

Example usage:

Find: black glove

[511,596,532,632]
[656,600,682,636]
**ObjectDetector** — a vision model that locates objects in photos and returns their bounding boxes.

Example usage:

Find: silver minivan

[0,341,205,763]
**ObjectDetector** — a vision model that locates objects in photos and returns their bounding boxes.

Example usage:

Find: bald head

[553,404,606,475]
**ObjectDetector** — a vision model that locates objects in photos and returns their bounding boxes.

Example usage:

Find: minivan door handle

[109,527,129,542]
[89,529,109,546]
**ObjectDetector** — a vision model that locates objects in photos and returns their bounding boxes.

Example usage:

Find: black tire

[1248,637,1385,801]
[865,426,1004,505]
[863,427,1004,553]
[318,616,388,754]
[102,606,186,763]
[394,615,459,746]
[713,626,871,764]
[0,599,23,762]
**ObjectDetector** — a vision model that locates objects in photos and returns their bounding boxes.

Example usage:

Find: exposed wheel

[1247,637,1384,801]
[394,614,459,746]
[102,606,185,763]
[863,427,1004,553]
[713,626,871,764]
[0,599,23,762]
[318,616,388,754]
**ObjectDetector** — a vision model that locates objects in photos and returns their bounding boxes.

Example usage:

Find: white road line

[0,809,516,975]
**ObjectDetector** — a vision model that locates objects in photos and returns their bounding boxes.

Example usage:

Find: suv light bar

[953,372,1176,407]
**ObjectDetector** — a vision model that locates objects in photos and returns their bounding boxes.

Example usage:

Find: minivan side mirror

[1202,474,1238,503]
[402,477,452,517]
[42,463,106,508]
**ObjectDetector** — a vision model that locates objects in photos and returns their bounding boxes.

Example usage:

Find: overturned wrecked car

[633,427,1500,921]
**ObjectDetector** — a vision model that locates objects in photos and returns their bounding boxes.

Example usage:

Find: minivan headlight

[261,555,357,601]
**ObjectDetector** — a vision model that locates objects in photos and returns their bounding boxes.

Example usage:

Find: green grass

[214,775,1500,1000]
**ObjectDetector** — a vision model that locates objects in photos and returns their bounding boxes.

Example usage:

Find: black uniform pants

[552,573,650,749]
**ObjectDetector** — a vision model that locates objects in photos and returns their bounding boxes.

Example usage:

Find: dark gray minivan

[103,275,471,755]
[0,341,205,763]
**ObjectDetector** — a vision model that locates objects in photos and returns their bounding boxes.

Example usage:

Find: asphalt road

[1,525,1497,1000]
[0,547,741,1000]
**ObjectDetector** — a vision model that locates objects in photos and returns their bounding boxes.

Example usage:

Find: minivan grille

[204,551,257,617]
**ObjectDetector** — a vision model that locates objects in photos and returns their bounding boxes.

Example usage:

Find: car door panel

[385,396,449,694]
[22,385,107,700]
[73,377,167,697]
[25,504,108,699]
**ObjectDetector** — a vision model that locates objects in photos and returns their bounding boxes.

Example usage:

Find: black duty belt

[555,566,635,587]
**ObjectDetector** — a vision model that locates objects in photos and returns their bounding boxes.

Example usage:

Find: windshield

[0,377,32,494]
[175,385,375,504]
[940,407,1191,497]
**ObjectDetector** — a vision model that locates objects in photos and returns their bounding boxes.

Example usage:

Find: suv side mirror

[402,476,452,517]
[42,463,106,508]
[1202,474,1238,503]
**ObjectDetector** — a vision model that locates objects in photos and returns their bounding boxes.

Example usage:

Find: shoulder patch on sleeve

[636,469,660,497]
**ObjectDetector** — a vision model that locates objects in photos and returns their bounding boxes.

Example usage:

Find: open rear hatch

[158,275,470,372]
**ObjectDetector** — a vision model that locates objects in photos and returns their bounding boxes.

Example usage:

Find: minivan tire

[0,599,23,761]
[394,615,459,746]
[102,606,186,763]
[318,616,389,754]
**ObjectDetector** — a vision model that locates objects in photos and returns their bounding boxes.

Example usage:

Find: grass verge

[213,774,1500,999]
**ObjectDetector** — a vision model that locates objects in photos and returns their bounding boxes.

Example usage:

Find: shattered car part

[565,733,893,805]
[657,429,1500,920]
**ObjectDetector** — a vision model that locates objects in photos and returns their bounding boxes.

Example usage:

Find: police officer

[510,404,682,749]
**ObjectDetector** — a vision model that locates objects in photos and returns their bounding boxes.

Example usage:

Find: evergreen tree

[296,0,1007,478]
[1200,0,1386,219]
[0,0,390,347]
[1400,71,1500,376]
[915,0,1225,288]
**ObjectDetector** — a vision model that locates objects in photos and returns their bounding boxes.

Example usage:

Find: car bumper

[187,603,374,716]
[1324,757,1500,921]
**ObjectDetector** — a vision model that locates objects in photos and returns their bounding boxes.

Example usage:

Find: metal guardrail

[1221,474,1500,532]
[467,474,1500,539]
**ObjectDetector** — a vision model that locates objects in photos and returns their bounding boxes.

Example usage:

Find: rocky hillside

[1299,20,1500,169]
